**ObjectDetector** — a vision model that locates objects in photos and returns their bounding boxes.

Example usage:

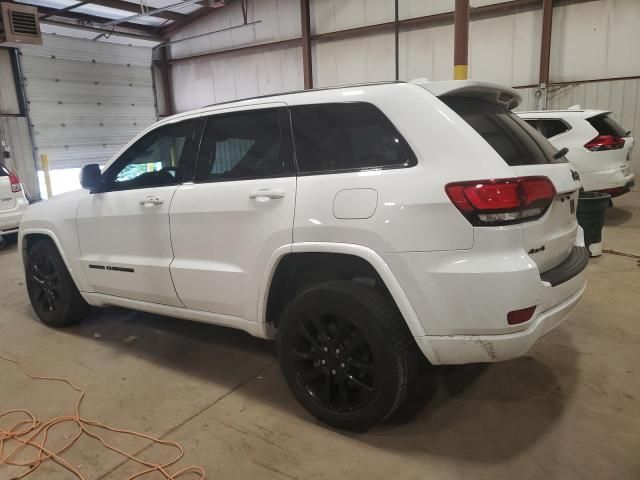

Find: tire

[25,239,90,327]
[277,280,419,431]
[2,232,18,244]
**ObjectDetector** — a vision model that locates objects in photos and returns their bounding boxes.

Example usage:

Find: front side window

[290,102,416,174]
[103,119,201,190]
[195,108,294,182]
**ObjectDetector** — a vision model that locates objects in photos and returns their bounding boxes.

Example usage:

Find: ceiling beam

[88,0,186,21]
[32,4,158,34]
[159,0,236,36]
[40,18,162,41]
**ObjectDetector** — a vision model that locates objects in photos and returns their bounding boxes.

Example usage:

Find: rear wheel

[277,280,418,431]
[26,239,90,327]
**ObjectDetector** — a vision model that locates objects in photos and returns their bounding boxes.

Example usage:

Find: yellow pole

[40,154,53,199]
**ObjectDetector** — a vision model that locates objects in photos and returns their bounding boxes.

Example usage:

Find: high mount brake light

[445,176,556,226]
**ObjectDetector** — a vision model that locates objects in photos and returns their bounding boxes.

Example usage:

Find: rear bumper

[582,168,634,195]
[0,198,27,234]
[416,277,586,364]
[383,229,588,365]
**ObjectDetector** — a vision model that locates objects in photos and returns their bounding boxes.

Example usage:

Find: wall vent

[0,3,42,46]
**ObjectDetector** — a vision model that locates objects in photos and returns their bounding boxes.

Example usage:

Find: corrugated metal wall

[168,0,640,179]
[20,34,157,170]
[169,0,302,112]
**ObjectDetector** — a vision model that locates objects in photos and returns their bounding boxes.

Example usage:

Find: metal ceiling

[13,0,235,40]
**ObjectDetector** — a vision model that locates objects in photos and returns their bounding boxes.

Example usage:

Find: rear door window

[195,108,295,182]
[290,102,416,174]
[443,97,566,166]
[587,114,629,138]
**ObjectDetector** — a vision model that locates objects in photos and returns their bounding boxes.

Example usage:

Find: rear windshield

[442,97,567,166]
[587,114,629,138]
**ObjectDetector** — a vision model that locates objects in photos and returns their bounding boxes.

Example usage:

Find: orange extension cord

[0,353,206,479]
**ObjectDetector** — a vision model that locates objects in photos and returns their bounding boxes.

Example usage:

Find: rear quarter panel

[292,83,515,253]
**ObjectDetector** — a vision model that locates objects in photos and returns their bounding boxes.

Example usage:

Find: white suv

[19,80,588,430]
[0,165,27,243]
[517,108,635,196]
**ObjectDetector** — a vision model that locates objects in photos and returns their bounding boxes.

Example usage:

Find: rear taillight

[584,135,625,151]
[8,172,22,193]
[445,176,556,226]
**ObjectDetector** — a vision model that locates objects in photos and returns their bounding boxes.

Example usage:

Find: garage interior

[1,0,639,478]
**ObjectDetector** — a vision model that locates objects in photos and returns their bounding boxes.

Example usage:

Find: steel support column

[453,0,469,80]
[300,0,313,89]
[160,48,175,116]
[538,0,554,109]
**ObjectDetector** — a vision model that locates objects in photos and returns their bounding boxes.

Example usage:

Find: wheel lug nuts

[340,363,345,368]
[323,347,328,352]
[331,369,336,375]
[335,349,340,354]
[321,360,326,365]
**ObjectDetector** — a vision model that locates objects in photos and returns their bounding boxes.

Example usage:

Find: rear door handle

[249,189,285,200]
[139,195,164,206]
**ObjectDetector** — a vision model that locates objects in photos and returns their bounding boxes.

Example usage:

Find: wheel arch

[21,229,88,294]
[259,243,426,338]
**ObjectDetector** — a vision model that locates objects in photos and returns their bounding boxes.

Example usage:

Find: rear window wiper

[553,147,569,160]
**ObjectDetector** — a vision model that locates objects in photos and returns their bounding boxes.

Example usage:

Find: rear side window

[0,166,8,176]
[587,114,629,138]
[443,97,566,166]
[524,119,570,139]
[290,102,416,174]
[196,108,295,182]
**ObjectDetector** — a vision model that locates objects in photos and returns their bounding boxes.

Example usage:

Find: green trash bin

[576,191,611,257]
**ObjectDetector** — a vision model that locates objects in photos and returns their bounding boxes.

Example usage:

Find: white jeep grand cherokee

[20,80,588,430]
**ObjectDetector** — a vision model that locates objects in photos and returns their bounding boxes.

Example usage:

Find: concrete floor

[1,193,639,480]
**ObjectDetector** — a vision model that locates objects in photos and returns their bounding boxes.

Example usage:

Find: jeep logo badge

[571,169,580,182]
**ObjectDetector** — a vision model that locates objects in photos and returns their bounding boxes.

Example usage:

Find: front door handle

[139,195,164,206]
[249,189,285,200]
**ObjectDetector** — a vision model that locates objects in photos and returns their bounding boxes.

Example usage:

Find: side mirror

[80,164,103,192]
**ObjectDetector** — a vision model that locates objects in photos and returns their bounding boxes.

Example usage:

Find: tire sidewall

[278,284,404,431]
[26,241,77,327]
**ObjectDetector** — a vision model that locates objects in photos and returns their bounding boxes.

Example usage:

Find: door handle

[249,189,285,200]
[139,195,164,206]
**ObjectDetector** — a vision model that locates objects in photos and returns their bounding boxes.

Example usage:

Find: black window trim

[290,101,418,177]
[193,106,297,185]
[523,117,572,139]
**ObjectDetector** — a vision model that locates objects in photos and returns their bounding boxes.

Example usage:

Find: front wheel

[277,280,418,431]
[25,239,90,327]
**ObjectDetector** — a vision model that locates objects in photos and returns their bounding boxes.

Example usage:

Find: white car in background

[518,108,635,197]
[0,165,27,243]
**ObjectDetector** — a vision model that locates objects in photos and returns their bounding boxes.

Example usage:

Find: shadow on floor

[43,305,580,463]
[605,206,633,226]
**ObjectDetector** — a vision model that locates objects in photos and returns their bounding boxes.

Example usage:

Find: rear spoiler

[412,79,521,110]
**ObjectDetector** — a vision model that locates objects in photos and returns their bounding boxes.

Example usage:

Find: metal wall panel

[550,0,640,83]
[311,0,394,35]
[0,116,39,200]
[171,44,303,112]
[0,49,20,115]
[312,31,395,87]
[20,34,157,169]
[169,0,300,60]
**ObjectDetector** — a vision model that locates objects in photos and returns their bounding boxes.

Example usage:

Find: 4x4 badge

[571,169,581,181]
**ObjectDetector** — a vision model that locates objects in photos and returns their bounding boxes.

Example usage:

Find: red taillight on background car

[445,176,556,226]
[507,306,537,325]
[584,135,625,151]
[8,172,22,193]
